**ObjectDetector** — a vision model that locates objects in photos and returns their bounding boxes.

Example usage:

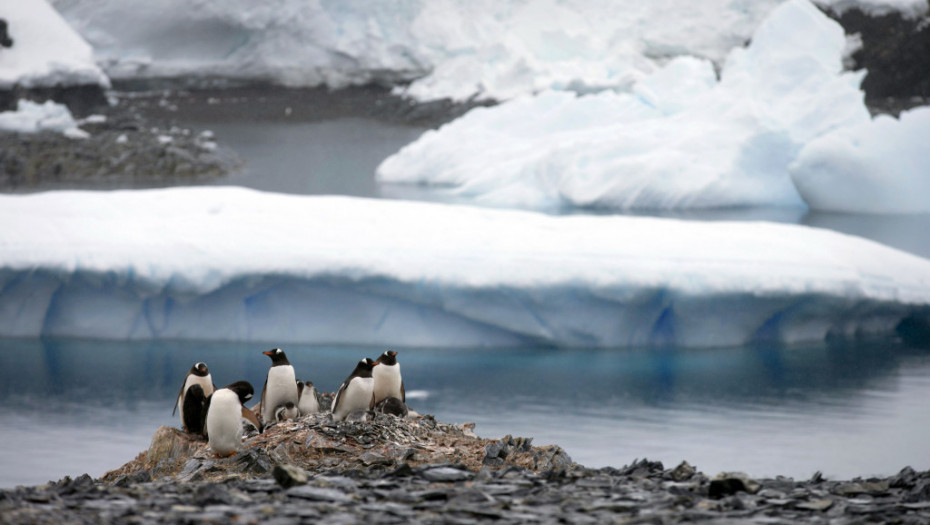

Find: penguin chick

[374,396,408,418]
[204,381,262,457]
[297,380,320,416]
[331,358,379,421]
[259,348,298,425]
[373,350,404,403]
[173,362,216,431]
[275,401,300,423]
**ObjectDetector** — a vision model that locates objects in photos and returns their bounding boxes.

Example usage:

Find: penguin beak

[389,351,397,357]
[372,362,380,366]
[263,350,274,356]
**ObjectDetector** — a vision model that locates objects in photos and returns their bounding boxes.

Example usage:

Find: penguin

[181,384,207,435]
[259,348,298,425]
[173,362,216,432]
[374,396,408,418]
[373,350,405,403]
[274,401,300,423]
[296,380,320,416]
[331,358,379,421]
[203,381,262,457]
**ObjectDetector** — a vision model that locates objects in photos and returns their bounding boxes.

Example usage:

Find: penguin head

[376,350,398,366]
[263,348,290,366]
[224,381,255,405]
[191,362,210,376]
[353,358,379,378]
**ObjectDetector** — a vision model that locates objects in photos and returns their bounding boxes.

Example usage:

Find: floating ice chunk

[0,187,928,348]
[377,0,870,211]
[790,106,930,214]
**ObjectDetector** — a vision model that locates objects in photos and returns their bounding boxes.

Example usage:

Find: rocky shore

[2,412,929,524]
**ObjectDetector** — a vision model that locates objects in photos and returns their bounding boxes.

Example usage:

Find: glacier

[376,0,930,214]
[0,0,109,90]
[1,187,929,348]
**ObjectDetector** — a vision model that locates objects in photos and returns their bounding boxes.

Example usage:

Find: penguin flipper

[200,393,212,439]
[172,372,189,416]
[242,406,263,434]
[401,381,406,403]
[369,391,376,410]
[259,375,268,417]
[331,380,349,415]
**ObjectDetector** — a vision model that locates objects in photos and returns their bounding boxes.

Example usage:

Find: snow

[377,0,872,211]
[0,99,88,138]
[0,0,109,89]
[790,106,930,214]
[50,0,785,102]
[1,187,929,348]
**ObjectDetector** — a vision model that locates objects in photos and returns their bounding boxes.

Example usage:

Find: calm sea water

[0,338,928,488]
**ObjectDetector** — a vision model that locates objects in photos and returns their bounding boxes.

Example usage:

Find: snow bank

[0,100,88,138]
[0,0,109,89]
[790,107,930,214]
[377,0,871,211]
[1,187,929,348]
[51,0,784,102]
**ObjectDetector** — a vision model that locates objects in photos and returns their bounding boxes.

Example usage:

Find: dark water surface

[1,337,928,488]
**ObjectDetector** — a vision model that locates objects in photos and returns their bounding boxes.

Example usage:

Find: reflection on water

[1,338,928,487]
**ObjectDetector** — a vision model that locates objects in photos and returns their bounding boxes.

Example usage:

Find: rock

[422,467,474,482]
[669,461,697,481]
[272,464,308,488]
[709,472,761,499]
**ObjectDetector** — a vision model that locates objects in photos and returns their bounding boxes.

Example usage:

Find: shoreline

[1,413,928,523]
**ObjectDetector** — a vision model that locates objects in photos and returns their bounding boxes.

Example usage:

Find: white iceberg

[790,106,930,214]
[50,0,786,102]
[0,0,109,89]
[0,99,88,138]
[1,187,928,348]
[377,0,872,211]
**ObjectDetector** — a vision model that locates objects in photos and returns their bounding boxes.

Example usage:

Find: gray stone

[286,485,352,503]
[273,464,308,488]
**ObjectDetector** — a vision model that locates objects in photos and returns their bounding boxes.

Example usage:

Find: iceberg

[377,0,871,211]
[1,187,928,348]
[790,106,930,214]
[50,0,786,102]
[0,0,109,89]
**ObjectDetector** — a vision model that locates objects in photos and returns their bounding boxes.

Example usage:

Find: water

[1,337,928,488]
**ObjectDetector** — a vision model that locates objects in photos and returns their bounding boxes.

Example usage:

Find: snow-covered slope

[1,187,928,348]
[0,0,109,89]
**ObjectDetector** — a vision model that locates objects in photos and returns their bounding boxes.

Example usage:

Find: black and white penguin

[259,348,297,425]
[203,381,262,457]
[373,350,405,403]
[296,380,320,416]
[173,362,216,432]
[374,396,408,418]
[181,384,208,435]
[274,401,300,423]
[331,358,379,421]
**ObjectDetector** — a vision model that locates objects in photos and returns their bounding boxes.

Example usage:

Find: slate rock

[273,464,308,488]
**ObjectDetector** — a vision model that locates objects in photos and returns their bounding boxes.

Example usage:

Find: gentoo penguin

[259,348,298,425]
[374,396,408,418]
[204,381,262,457]
[331,358,379,421]
[373,350,405,403]
[181,384,207,435]
[274,401,300,423]
[296,380,320,416]
[173,362,216,432]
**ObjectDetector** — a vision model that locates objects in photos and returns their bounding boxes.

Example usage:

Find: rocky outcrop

[102,412,574,485]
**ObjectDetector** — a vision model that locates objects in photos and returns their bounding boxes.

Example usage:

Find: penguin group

[173,349,410,457]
